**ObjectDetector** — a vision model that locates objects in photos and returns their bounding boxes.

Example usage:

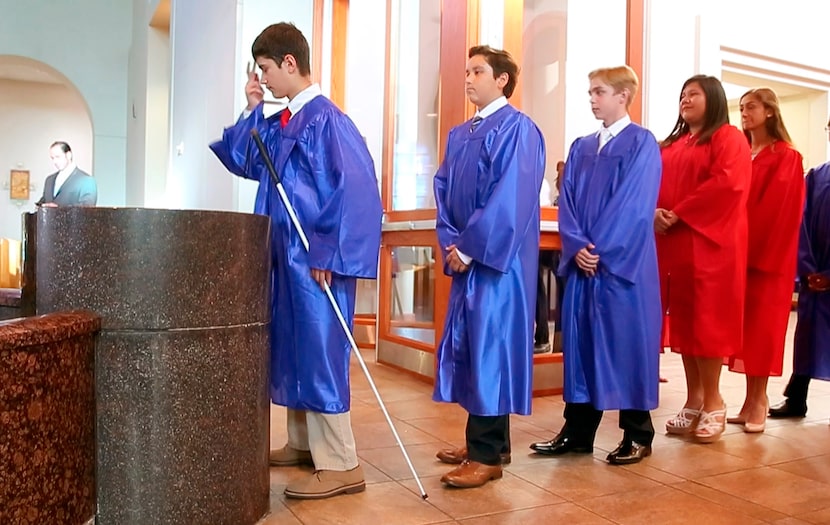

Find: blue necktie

[470,115,483,133]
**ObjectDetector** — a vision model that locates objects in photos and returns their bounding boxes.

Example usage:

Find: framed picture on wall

[10,170,30,200]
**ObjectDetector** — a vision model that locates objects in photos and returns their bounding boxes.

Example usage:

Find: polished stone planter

[23,208,271,525]
[0,311,99,525]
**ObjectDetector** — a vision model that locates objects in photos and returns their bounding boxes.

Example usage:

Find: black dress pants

[783,373,811,403]
[562,402,654,446]
[466,414,510,466]
[534,251,556,344]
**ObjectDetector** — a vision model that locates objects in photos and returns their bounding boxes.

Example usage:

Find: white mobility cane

[251,130,428,500]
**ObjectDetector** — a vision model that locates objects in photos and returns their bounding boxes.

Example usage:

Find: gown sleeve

[433,131,462,276]
[557,138,594,277]
[305,113,383,279]
[453,117,546,274]
[588,132,662,283]
[209,102,280,181]
[671,125,751,246]
[746,147,805,274]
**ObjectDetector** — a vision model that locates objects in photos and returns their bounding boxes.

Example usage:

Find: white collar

[286,83,322,119]
[475,96,508,120]
[598,114,632,139]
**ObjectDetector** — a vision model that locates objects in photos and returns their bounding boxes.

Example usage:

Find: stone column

[24,207,271,525]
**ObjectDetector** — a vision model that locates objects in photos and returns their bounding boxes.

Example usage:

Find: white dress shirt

[597,114,631,153]
[53,162,76,197]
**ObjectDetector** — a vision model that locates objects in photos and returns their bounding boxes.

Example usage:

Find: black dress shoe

[768,400,807,418]
[606,440,652,465]
[530,434,593,455]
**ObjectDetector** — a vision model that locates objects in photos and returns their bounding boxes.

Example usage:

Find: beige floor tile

[254,314,830,523]
[697,467,830,515]
[770,518,819,525]
[353,419,439,450]
[283,480,450,525]
[773,454,830,485]
[643,438,761,479]
[399,472,563,521]
[672,480,788,522]
[794,507,830,524]
[457,502,614,524]
[359,442,458,481]
[705,430,824,465]
[258,495,303,525]
[508,455,664,500]
[579,485,768,525]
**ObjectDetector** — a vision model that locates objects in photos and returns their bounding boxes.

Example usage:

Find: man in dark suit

[36,141,97,207]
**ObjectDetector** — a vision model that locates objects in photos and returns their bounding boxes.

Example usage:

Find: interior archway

[0,55,94,240]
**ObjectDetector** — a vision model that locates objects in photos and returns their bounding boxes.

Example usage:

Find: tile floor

[261,313,830,524]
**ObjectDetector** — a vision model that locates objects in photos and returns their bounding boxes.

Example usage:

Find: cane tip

[421,493,429,500]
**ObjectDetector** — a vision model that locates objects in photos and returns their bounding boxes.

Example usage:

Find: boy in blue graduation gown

[530,66,662,464]
[210,23,382,499]
[433,45,546,488]
[769,116,830,419]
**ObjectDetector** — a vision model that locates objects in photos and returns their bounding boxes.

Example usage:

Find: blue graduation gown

[794,163,830,380]
[557,124,662,411]
[433,105,545,416]
[209,97,383,413]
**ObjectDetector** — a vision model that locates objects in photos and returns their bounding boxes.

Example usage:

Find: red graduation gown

[657,125,751,358]
[729,141,804,376]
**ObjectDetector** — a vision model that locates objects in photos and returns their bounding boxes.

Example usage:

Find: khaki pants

[286,408,358,471]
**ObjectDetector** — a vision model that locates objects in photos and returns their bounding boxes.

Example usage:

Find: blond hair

[588,66,639,108]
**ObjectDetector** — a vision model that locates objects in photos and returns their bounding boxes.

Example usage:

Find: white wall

[643,1,714,141]
[166,0,239,210]
[0,79,94,240]
[345,0,387,195]
[0,0,132,207]
[522,0,568,184]
[563,0,627,152]
[644,0,830,159]
[717,0,830,68]
[126,0,171,208]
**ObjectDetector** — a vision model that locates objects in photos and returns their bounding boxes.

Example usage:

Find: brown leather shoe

[440,460,503,488]
[436,446,511,465]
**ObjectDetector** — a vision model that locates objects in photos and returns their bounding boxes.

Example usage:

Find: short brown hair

[468,45,519,98]
[252,23,311,77]
[588,66,639,108]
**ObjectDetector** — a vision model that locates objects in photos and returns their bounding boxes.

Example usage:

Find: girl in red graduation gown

[727,88,804,432]
[655,75,752,443]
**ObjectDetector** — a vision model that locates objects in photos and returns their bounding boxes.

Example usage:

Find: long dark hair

[661,75,729,148]
[740,87,793,146]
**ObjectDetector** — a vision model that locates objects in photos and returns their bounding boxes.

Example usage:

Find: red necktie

[280,108,291,128]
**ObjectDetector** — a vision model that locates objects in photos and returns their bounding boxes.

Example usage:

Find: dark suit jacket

[37,167,97,206]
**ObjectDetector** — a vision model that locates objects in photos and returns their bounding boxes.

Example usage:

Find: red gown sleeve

[671,125,752,246]
[746,144,805,274]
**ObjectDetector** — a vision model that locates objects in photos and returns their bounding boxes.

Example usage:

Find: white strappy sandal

[694,405,727,444]
[665,407,702,435]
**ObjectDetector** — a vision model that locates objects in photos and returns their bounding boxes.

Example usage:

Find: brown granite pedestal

[23,208,272,525]
[0,311,99,525]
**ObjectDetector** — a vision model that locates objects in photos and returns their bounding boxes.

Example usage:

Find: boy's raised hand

[245,61,265,111]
